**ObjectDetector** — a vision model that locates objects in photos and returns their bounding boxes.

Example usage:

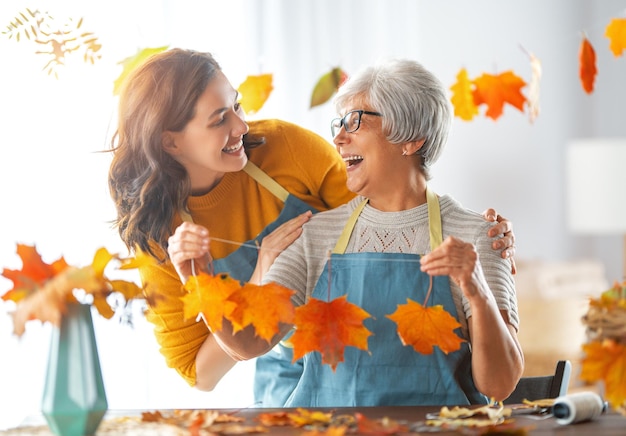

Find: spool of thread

[552,392,608,425]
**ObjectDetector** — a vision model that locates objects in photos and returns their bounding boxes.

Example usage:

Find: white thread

[553,392,607,425]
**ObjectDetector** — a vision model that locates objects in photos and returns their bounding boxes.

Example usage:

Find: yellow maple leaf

[237,73,273,115]
[605,17,626,57]
[226,282,295,342]
[182,272,240,332]
[450,68,479,121]
[386,298,465,355]
[580,339,626,408]
[113,46,169,95]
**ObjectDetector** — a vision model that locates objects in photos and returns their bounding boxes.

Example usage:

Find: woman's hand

[419,235,488,299]
[250,211,313,285]
[249,210,313,284]
[167,221,211,284]
[482,209,516,274]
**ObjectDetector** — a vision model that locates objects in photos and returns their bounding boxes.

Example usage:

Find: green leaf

[310,67,347,108]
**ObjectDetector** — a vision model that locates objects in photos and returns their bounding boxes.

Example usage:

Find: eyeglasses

[330,110,382,137]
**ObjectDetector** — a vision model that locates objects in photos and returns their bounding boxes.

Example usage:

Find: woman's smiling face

[165,71,250,193]
[333,98,403,202]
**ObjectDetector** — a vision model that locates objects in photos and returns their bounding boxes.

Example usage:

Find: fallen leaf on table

[355,412,408,434]
[288,295,373,370]
[387,298,465,355]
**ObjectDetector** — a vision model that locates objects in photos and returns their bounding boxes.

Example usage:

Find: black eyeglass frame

[330,110,383,137]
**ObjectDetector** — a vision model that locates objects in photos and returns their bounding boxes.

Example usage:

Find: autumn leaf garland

[183,269,465,370]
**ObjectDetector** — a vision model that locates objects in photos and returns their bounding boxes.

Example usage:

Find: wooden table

[2,405,625,435]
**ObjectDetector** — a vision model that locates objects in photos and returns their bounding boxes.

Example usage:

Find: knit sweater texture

[139,119,355,386]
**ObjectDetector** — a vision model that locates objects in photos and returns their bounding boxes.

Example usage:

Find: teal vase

[41,303,108,436]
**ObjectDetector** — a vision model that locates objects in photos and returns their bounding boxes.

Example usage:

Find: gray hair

[334,58,451,180]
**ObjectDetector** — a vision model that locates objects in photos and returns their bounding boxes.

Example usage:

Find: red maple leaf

[288,295,373,371]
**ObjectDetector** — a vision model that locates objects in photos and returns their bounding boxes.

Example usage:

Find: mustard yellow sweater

[140,119,355,386]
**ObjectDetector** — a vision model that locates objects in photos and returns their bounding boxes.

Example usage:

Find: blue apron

[284,188,487,407]
[181,161,314,407]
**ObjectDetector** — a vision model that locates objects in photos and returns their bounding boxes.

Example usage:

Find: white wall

[1,0,625,429]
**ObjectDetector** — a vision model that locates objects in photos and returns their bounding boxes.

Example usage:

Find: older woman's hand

[419,236,488,299]
[167,221,212,284]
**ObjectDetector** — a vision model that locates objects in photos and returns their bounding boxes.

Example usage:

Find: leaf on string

[226,282,295,342]
[288,295,373,371]
[605,17,626,57]
[523,49,542,123]
[310,67,348,108]
[472,71,527,120]
[450,68,479,121]
[580,339,626,408]
[386,298,465,355]
[181,272,240,332]
[579,34,597,94]
[113,46,169,95]
[237,73,274,115]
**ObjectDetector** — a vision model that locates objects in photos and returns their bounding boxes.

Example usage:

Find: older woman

[214,58,524,407]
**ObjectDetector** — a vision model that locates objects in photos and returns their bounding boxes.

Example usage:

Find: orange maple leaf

[579,35,597,94]
[237,73,273,115]
[580,339,626,408]
[181,272,240,332]
[310,67,348,108]
[1,243,69,303]
[386,298,465,355]
[288,295,373,371]
[472,71,527,120]
[226,282,295,342]
[450,68,479,121]
[605,18,626,57]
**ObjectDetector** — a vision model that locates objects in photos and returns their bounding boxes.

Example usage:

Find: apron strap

[179,161,289,223]
[243,161,289,202]
[332,199,368,254]
[332,186,443,255]
[426,186,443,249]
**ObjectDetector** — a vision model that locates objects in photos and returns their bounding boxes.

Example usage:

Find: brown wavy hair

[108,48,264,261]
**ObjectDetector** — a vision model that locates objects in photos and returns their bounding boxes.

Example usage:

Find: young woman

[210,58,524,407]
[108,49,518,407]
